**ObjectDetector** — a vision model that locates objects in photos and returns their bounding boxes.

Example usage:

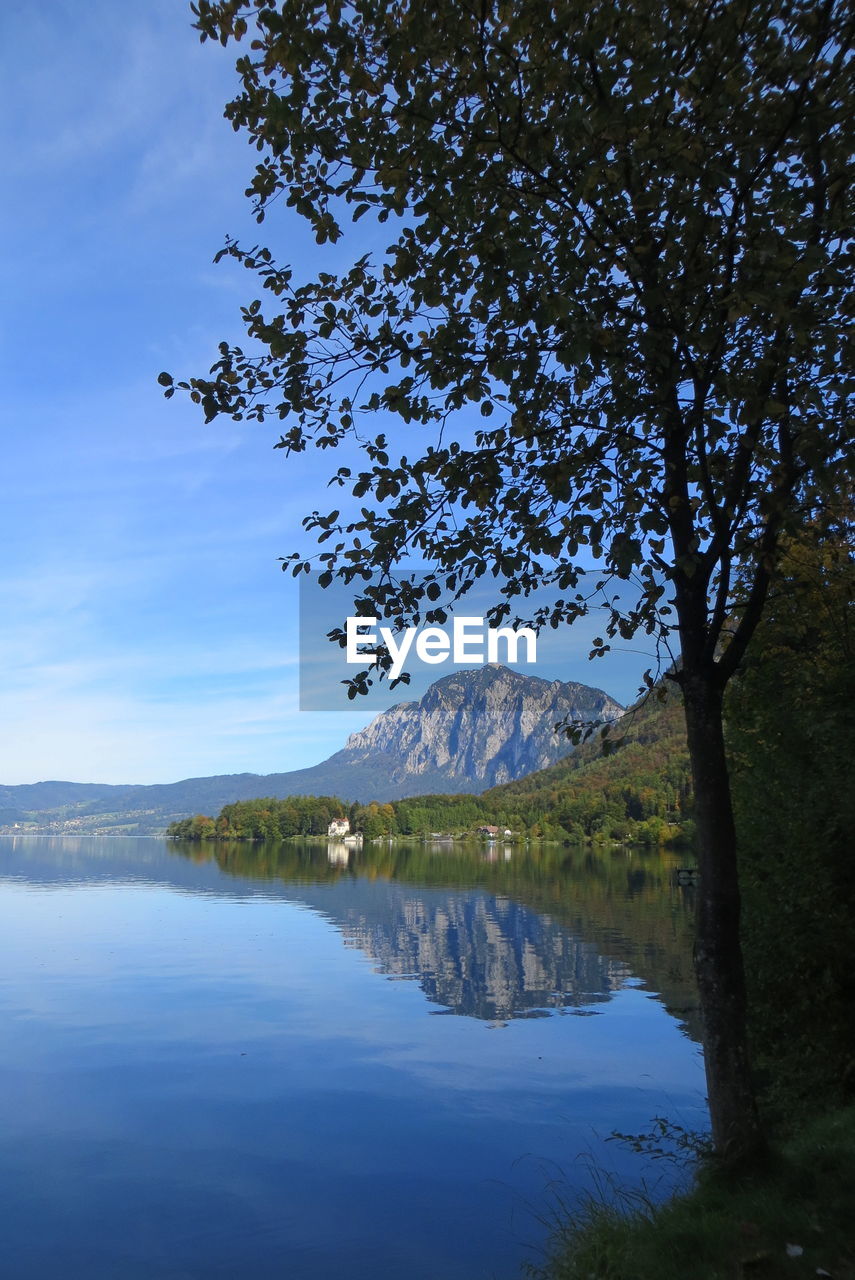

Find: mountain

[330,664,623,790]
[0,666,622,835]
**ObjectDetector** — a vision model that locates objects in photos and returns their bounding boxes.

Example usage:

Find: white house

[328,817,350,838]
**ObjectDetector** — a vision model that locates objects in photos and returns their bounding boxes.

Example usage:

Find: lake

[0,836,706,1279]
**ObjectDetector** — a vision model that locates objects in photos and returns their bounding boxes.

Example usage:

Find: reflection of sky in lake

[0,838,706,1280]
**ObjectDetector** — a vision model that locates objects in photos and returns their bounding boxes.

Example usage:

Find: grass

[530,1107,855,1280]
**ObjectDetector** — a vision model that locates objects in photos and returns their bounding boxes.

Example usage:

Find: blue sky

[0,1,657,785]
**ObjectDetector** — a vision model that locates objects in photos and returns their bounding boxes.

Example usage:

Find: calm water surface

[0,836,706,1279]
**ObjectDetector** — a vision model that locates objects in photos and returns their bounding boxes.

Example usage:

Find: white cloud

[0,647,364,785]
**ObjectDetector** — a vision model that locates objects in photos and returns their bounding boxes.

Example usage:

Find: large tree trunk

[682,671,766,1166]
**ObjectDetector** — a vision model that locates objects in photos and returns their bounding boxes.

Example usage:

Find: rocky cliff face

[335,664,623,790]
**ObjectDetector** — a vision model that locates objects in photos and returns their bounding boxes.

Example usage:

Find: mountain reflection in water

[174,838,700,1035]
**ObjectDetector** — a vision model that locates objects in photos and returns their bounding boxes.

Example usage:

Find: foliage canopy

[167,0,854,694]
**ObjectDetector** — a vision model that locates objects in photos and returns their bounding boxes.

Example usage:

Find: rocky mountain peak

[341,664,623,789]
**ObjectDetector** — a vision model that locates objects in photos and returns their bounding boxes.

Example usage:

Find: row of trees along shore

[166,0,854,1167]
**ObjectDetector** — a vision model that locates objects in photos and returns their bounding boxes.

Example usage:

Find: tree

[167,0,854,1162]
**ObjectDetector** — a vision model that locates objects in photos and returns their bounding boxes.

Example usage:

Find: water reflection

[175,837,700,1036]
[0,836,705,1280]
[334,882,628,1021]
[0,834,699,1034]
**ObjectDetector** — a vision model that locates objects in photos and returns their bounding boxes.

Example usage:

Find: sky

[0,1,657,786]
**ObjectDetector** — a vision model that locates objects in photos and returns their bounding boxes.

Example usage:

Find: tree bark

[682,670,766,1166]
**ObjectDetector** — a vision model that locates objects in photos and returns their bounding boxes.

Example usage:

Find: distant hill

[0,665,622,835]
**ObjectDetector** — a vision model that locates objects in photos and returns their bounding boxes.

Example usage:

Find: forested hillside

[485,690,691,841]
